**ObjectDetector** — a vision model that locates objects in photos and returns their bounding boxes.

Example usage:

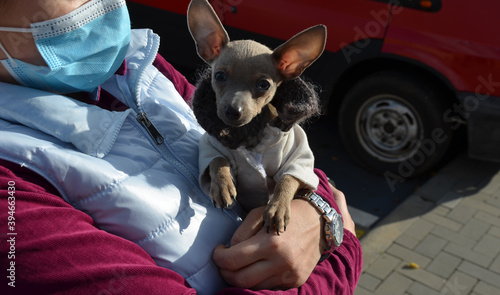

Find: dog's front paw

[263,201,291,235]
[210,174,237,209]
[209,157,237,209]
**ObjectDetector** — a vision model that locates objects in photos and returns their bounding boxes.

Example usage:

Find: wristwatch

[295,191,343,254]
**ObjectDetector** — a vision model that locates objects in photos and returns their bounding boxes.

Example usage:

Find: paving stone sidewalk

[354,154,500,295]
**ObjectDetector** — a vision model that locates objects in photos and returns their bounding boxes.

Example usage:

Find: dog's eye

[214,71,227,82]
[257,79,271,91]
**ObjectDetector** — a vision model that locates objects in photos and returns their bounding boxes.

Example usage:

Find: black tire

[338,71,453,178]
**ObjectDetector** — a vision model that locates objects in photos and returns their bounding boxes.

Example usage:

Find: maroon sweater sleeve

[0,160,196,295]
[153,54,196,105]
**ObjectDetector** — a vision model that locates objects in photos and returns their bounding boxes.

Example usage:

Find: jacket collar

[0,82,131,158]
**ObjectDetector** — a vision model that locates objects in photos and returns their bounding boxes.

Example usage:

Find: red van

[127,0,500,178]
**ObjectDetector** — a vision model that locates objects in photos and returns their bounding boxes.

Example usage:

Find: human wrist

[292,198,327,253]
[295,191,343,256]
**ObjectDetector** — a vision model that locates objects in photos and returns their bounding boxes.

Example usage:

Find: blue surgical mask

[0,0,131,94]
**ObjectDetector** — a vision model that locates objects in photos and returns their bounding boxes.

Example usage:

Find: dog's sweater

[199,124,319,211]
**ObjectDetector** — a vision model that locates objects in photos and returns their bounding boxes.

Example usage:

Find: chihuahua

[188,0,326,234]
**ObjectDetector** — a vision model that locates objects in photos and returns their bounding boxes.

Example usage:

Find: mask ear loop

[0,39,18,67]
[0,27,34,68]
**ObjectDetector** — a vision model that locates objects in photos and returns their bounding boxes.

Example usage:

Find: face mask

[0,0,131,94]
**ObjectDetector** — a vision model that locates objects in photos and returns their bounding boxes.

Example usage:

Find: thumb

[230,207,265,246]
[213,244,229,268]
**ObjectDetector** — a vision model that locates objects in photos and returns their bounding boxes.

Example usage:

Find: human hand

[212,199,324,290]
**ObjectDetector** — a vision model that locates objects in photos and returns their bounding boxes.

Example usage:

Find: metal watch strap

[295,191,343,253]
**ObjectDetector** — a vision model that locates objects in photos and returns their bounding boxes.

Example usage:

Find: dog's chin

[219,116,251,128]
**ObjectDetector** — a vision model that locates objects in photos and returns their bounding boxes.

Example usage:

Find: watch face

[333,214,344,247]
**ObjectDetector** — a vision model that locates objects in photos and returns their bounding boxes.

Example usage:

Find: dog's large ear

[187,0,230,64]
[273,25,327,80]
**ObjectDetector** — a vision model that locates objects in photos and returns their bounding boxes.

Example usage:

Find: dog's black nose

[225,106,242,121]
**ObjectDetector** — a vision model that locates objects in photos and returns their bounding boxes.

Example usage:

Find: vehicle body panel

[383,0,500,96]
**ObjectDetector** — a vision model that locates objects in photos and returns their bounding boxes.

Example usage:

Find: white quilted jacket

[0,29,244,294]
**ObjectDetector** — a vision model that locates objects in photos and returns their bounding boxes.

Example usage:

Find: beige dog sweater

[198,123,319,212]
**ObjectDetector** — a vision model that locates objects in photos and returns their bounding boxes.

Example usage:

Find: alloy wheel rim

[355,95,423,163]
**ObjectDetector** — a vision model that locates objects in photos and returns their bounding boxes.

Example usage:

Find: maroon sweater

[0,55,362,294]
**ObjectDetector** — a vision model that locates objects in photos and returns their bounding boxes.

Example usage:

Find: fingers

[218,258,275,289]
[215,247,305,290]
[213,207,274,273]
[330,184,347,212]
[213,239,269,289]
[213,237,267,272]
[215,242,308,290]
[329,184,356,234]
[230,207,265,246]
[219,261,304,290]
[213,229,293,288]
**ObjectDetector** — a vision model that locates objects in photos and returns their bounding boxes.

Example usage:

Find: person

[0,0,362,294]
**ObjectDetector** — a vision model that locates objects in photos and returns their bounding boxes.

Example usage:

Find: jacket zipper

[137,112,164,145]
[135,111,243,224]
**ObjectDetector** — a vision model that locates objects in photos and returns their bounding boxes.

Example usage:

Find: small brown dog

[188,0,326,234]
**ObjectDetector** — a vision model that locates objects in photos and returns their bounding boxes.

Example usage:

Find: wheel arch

[327,54,459,116]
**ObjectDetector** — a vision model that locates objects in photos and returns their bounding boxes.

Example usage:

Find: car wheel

[338,71,453,178]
